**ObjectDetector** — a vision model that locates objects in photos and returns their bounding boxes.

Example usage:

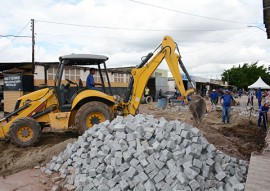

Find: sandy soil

[0,95,267,190]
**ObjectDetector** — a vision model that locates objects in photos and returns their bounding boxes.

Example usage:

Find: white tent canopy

[248,77,270,89]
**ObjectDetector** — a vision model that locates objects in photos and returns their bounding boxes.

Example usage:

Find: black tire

[75,101,113,135]
[8,117,42,147]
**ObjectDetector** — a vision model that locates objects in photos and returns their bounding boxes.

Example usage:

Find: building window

[126,74,131,83]
[65,68,80,81]
[114,73,124,83]
[94,72,107,83]
[48,66,57,80]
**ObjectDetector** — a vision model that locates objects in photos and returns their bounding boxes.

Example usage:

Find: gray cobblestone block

[147,154,155,164]
[165,175,174,185]
[134,183,145,191]
[114,151,122,158]
[144,180,155,191]
[193,159,203,169]
[154,171,166,183]
[139,158,148,167]
[206,158,215,166]
[135,164,144,174]
[176,171,187,185]
[138,171,148,183]
[120,179,129,191]
[130,158,140,167]
[232,183,244,191]
[161,182,173,191]
[145,163,157,174]
[128,140,136,148]
[148,168,159,179]
[105,165,114,173]
[123,151,132,161]
[154,160,165,169]
[120,163,130,173]
[166,159,176,171]
[155,180,165,190]
[182,139,191,147]
[115,132,127,140]
[189,179,200,191]
[107,179,116,188]
[215,171,226,181]
[152,141,161,151]
[181,130,191,139]
[228,175,240,186]
[167,140,176,150]
[184,167,198,180]
[183,161,192,169]
[53,163,61,171]
[127,166,137,178]
[98,184,110,191]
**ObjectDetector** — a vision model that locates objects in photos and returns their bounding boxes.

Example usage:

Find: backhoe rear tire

[8,117,42,147]
[75,101,113,135]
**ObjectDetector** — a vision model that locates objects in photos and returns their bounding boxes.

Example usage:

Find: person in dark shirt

[86,68,102,88]
[220,89,234,124]
[258,102,269,129]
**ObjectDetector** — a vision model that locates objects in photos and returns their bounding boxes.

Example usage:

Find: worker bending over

[258,102,269,129]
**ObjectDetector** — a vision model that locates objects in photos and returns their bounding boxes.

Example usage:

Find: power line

[0,35,31,38]
[0,21,30,54]
[36,19,248,32]
[130,0,262,25]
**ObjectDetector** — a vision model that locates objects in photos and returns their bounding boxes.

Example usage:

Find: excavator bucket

[188,95,206,127]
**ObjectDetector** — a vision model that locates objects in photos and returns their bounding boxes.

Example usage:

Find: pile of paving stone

[45,114,248,191]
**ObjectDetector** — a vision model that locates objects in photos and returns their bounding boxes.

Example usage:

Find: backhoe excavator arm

[126,36,195,115]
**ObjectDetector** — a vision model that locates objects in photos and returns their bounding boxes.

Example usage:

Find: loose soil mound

[0,131,78,176]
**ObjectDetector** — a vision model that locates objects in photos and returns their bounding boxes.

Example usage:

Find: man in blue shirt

[258,102,269,129]
[86,68,102,88]
[210,89,218,106]
[220,89,234,124]
[256,88,262,108]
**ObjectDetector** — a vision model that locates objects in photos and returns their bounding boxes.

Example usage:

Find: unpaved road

[0,95,267,191]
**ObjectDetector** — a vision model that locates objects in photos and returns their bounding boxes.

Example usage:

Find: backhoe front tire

[75,101,113,135]
[8,117,42,147]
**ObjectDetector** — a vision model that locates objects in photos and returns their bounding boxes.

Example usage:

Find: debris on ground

[45,114,248,191]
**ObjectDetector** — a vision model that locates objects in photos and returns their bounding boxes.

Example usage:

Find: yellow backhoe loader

[0,36,206,147]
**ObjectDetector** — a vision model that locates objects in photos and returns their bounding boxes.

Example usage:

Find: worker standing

[144,86,150,97]
[220,89,234,124]
[256,88,262,108]
[210,89,218,109]
[258,102,269,129]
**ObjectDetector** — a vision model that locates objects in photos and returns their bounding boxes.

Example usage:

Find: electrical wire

[0,35,31,38]
[0,21,30,54]
[35,19,248,32]
[130,0,262,25]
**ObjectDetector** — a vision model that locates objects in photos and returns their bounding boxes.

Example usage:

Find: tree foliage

[221,61,270,90]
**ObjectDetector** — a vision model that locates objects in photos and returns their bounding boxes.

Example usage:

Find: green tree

[221,61,270,90]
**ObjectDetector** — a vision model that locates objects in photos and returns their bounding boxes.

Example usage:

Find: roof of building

[263,0,270,39]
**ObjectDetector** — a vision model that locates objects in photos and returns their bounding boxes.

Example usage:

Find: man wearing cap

[220,89,234,124]
[258,102,269,129]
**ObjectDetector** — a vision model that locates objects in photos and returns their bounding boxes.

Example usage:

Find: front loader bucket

[188,95,206,127]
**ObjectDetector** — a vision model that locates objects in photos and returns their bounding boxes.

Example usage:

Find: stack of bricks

[45,114,248,191]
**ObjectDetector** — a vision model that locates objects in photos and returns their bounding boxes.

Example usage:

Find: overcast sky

[0,0,269,79]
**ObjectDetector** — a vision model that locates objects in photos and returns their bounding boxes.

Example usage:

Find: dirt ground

[0,95,267,190]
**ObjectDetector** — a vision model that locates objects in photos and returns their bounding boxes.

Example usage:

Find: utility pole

[31,19,35,74]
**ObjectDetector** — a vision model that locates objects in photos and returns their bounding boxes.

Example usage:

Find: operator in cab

[86,68,102,89]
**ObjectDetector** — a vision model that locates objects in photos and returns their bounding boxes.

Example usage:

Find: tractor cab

[55,54,113,112]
